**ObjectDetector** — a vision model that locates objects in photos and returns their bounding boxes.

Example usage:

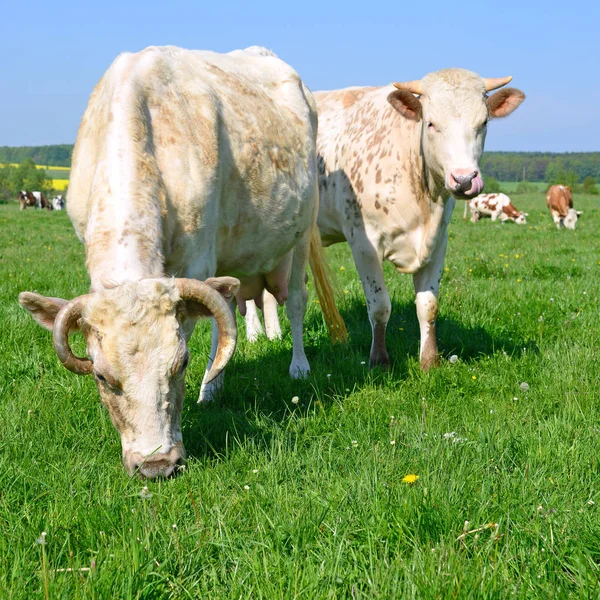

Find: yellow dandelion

[517,279,521,283]
[402,473,419,484]
[340,266,345,271]
[571,258,575,262]
[515,254,519,258]
[445,267,449,272]
[472,375,477,380]
[504,263,509,268]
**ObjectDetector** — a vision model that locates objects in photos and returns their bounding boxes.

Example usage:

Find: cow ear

[387,90,422,121]
[18,292,70,331]
[184,277,240,319]
[487,88,525,118]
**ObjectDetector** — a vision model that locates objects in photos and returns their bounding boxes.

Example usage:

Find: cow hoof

[369,352,390,370]
[289,358,310,379]
[420,354,440,371]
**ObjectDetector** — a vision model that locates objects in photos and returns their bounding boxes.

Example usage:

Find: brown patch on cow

[383,206,389,214]
[502,202,520,218]
[338,88,371,109]
[546,185,573,218]
[375,169,382,184]
[374,200,381,210]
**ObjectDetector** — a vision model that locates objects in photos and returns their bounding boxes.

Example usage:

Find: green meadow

[1,192,599,598]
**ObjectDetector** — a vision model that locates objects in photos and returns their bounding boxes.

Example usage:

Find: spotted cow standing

[245,69,525,370]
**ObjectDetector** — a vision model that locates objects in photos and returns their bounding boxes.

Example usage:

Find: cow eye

[427,121,437,131]
[95,372,107,383]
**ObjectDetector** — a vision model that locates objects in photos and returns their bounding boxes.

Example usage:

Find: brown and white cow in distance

[246,69,525,369]
[18,190,51,210]
[546,185,581,229]
[468,193,527,224]
[18,45,344,478]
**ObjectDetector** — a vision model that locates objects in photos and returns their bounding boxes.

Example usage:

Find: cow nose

[136,455,186,479]
[450,170,478,193]
[126,449,186,479]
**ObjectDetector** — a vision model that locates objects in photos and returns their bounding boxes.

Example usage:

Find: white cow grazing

[52,195,65,210]
[246,69,525,370]
[468,193,527,224]
[19,45,344,478]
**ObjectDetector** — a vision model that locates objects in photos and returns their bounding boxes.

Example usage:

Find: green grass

[1,191,600,598]
[497,181,548,193]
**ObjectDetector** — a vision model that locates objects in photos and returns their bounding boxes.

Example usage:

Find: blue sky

[1,0,598,151]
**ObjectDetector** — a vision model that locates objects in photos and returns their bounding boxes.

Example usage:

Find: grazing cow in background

[19,45,344,478]
[245,69,525,370]
[546,185,582,229]
[52,195,65,210]
[468,193,527,224]
[18,191,36,210]
[18,191,51,210]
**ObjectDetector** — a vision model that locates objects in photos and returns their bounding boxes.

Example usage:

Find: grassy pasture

[1,192,600,598]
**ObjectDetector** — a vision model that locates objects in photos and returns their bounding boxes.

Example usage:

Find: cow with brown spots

[468,193,527,224]
[546,185,582,229]
[246,69,525,370]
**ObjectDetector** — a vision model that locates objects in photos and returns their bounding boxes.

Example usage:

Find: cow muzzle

[125,446,186,479]
[447,169,484,198]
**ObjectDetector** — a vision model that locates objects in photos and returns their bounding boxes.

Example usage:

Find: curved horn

[52,295,93,375]
[393,80,422,95]
[175,278,238,384]
[484,76,513,92]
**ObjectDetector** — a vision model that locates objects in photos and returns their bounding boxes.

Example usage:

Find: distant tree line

[0,144,73,167]
[481,152,600,183]
[0,147,598,199]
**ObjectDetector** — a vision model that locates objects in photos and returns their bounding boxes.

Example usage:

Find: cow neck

[85,194,165,291]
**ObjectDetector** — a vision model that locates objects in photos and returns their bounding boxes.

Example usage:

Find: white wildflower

[139,486,153,499]
[449,355,459,364]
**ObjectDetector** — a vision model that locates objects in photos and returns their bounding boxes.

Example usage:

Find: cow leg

[349,235,390,367]
[263,290,282,340]
[286,241,310,378]
[413,229,449,371]
[198,300,236,403]
[245,299,264,342]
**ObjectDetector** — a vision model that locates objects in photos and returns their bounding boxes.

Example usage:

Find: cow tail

[308,226,348,344]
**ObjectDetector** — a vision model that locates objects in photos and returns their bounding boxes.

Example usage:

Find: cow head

[563,208,582,230]
[19,277,240,478]
[514,213,528,225]
[388,69,525,199]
